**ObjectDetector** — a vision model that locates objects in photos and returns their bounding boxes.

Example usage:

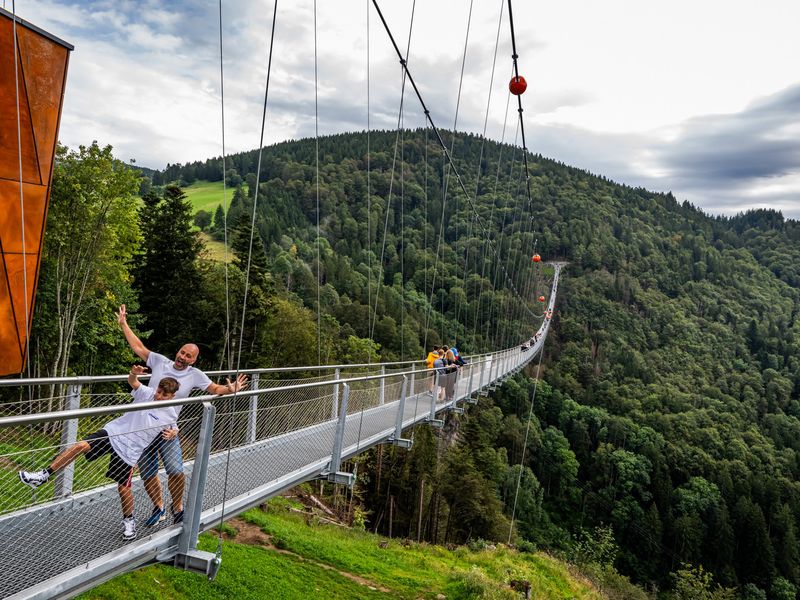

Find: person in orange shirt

[425,346,441,396]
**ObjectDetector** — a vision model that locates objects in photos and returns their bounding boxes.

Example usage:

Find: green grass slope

[182,180,232,214]
[82,502,601,600]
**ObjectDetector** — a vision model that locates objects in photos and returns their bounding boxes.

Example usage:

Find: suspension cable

[506,0,540,341]
[506,0,533,207]
[400,87,405,361]
[217,0,232,371]
[366,0,372,362]
[371,0,537,327]
[422,0,474,346]
[454,0,505,348]
[421,124,430,351]
[508,331,546,543]
[314,0,322,365]
[497,151,527,348]
[487,120,521,348]
[473,73,514,351]
[369,0,416,343]
[11,0,32,383]
[217,0,279,556]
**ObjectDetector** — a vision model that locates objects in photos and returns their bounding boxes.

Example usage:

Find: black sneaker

[172,509,184,524]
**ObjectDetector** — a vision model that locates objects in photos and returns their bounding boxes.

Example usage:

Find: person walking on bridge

[117,304,247,526]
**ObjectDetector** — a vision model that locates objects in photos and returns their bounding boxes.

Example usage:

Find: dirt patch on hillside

[222,517,391,594]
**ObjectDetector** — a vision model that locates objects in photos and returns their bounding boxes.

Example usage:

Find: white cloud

[11,0,800,218]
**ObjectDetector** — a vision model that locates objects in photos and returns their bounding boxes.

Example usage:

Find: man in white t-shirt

[19,366,179,541]
[116,304,247,526]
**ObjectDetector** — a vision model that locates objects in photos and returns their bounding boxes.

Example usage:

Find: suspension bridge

[0,264,561,600]
[0,0,564,596]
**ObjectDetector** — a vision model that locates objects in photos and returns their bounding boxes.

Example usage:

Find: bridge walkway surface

[0,266,561,600]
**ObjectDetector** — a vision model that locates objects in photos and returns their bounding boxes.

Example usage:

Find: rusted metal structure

[0,8,72,375]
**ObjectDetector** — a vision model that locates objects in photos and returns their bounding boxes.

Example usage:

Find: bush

[468,538,490,552]
[670,564,736,600]
[455,566,517,600]
[352,507,367,531]
[573,525,618,567]
[771,578,797,600]
[741,584,766,600]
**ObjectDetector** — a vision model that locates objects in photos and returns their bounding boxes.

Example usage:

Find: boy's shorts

[84,429,135,487]
[138,435,184,480]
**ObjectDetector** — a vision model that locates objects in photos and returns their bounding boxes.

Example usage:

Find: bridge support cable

[487,120,522,350]
[371,0,538,330]
[422,0,479,348]
[216,0,279,575]
[504,168,540,347]
[499,164,532,348]
[217,0,232,371]
[506,0,534,209]
[439,0,475,343]
[472,78,515,352]
[504,0,542,344]
[368,0,417,344]
[454,0,505,349]
[366,0,373,360]
[314,0,322,365]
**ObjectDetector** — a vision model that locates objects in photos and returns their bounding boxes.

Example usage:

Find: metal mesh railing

[0,264,562,599]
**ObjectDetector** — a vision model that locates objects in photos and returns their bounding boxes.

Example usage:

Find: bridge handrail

[0,355,501,428]
[0,352,501,388]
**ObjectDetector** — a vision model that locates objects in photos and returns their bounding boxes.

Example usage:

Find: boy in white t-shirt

[18,366,180,541]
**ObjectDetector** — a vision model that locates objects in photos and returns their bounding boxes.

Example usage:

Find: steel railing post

[409,363,415,397]
[176,402,216,561]
[389,376,412,447]
[326,383,354,485]
[329,383,348,474]
[426,372,444,428]
[332,368,340,419]
[433,372,440,416]
[54,383,81,498]
[379,365,386,405]
[247,373,259,444]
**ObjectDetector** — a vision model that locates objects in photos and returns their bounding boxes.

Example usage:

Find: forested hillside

[26,131,800,598]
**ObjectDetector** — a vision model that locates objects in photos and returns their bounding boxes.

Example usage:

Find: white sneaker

[19,469,50,489]
[122,517,137,540]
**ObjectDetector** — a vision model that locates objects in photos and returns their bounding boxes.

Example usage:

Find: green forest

[20,129,800,598]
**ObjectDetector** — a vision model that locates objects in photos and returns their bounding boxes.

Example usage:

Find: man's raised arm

[117,304,151,361]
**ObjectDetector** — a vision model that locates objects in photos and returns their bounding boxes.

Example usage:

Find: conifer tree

[133,184,205,348]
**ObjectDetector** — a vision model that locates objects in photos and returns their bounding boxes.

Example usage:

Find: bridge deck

[0,266,560,600]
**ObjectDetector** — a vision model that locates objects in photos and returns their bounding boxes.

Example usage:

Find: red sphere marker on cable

[509,75,527,96]
[538,295,545,303]
[531,254,541,263]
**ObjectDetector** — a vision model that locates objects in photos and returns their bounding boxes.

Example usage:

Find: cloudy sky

[11,0,800,218]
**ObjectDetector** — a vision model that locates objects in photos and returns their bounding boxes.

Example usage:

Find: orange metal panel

[0,256,24,372]
[1,252,38,366]
[0,183,48,254]
[0,8,71,375]
[16,25,69,181]
[0,17,40,184]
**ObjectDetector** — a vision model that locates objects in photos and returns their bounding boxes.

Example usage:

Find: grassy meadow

[182,180,233,215]
[81,498,601,600]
